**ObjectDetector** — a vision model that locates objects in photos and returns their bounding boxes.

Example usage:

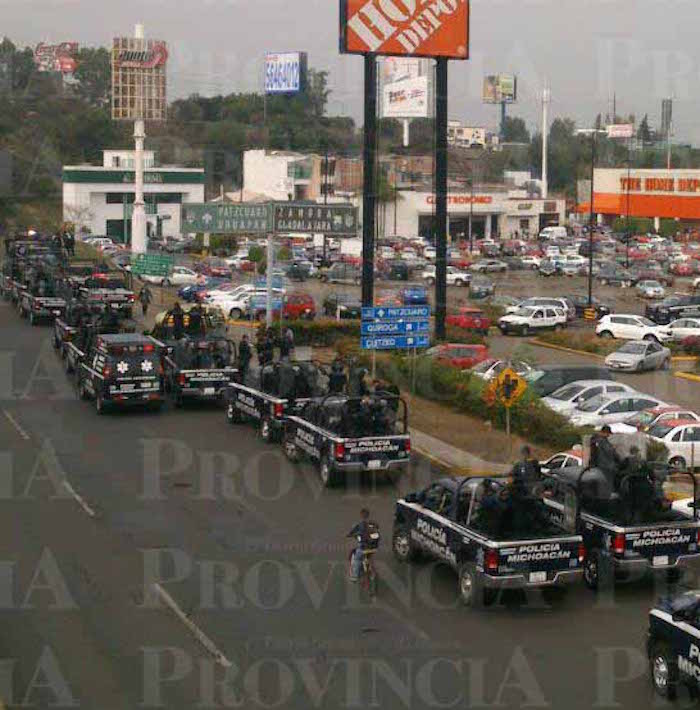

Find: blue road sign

[362,306,430,321]
[361,335,431,351]
[361,320,430,336]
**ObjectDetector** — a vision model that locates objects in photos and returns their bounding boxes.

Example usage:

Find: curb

[674,371,700,384]
[412,443,505,479]
[530,339,605,360]
[671,355,700,363]
[226,320,261,329]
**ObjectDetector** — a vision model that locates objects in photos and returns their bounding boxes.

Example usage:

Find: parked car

[538,260,560,277]
[611,407,700,434]
[282,293,316,320]
[569,393,668,427]
[542,380,637,415]
[498,306,567,336]
[320,263,361,285]
[525,365,614,397]
[595,314,672,342]
[143,265,201,287]
[422,265,470,287]
[520,256,541,270]
[604,340,671,372]
[469,278,495,299]
[446,306,491,334]
[671,261,695,277]
[400,286,429,306]
[322,292,362,319]
[470,259,507,273]
[469,358,533,381]
[597,267,636,287]
[426,344,488,370]
[645,294,700,324]
[506,297,575,320]
[636,280,666,299]
[665,317,700,341]
[646,420,700,471]
[539,450,583,475]
[567,295,612,319]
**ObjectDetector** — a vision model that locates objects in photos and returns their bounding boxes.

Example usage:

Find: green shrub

[248,246,264,263]
[259,319,361,347]
[536,330,616,356]
[445,326,486,345]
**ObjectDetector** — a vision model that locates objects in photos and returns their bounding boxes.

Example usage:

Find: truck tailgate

[340,436,411,469]
[494,536,582,584]
[623,522,700,566]
[181,369,238,393]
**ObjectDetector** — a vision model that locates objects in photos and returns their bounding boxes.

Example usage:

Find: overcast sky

[5,0,700,143]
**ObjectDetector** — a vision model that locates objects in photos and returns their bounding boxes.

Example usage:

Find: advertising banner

[382,75,430,118]
[340,0,469,59]
[265,52,307,94]
[483,74,517,104]
[34,42,79,74]
[606,124,634,139]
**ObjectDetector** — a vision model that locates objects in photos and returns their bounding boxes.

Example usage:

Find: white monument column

[131,23,147,254]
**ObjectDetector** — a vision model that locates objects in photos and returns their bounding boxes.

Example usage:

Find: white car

[143,266,201,287]
[202,283,253,302]
[469,358,534,381]
[540,450,583,474]
[611,407,700,434]
[646,419,700,471]
[568,393,668,427]
[85,237,114,249]
[666,318,700,341]
[636,280,665,299]
[423,247,436,261]
[542,380,637,415]
[421,265,470,287]
[595,314,672,343]
[694,277,700,291]
[498,306,568,336]
[506,297,573,318]
[520,256,541,270]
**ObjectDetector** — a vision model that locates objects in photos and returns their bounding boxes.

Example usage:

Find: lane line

[62,480,97,518]
[152,583,232,668]
[374,600,431,642]
[2,409,30,441]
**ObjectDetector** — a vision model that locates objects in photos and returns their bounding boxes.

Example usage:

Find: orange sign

[426,194,492,205]
[340,0,470,59]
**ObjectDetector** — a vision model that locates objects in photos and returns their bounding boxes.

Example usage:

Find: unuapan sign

[340,0,469,59]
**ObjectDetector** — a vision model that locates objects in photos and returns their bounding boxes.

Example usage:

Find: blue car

[400,287,429,306]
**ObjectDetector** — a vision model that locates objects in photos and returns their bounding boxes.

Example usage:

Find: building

[381,188,565,241]
[447,122,487,148]
[62,150,205,242]
[590,168,700,230]
[243,149,335,202]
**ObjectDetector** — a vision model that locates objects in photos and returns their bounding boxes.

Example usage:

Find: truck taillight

[102,366,113,380]
[696,529,700,545]
[404,439,411,455]
[128,294,135,302]
[612,534,626,555]
[334,442,345,460]
[578,544,585,564]
[274,402,284,418]
[178,374,186,386]
[485,549,499,573]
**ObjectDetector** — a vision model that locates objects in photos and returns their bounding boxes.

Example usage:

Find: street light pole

[469,178,474,253]
[626,136,632,269]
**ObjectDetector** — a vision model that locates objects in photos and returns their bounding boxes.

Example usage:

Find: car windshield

[472,359,496,373]
[524,369,544,383]
[637,316,656,327]
[617,342,647,354]
[514,307,537,318]
[647,423,674,439]
[578,394,610,412]
[628,410,657,426]
[550,384,585,401]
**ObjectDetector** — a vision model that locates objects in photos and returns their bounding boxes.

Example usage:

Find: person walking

[138,285,153,317]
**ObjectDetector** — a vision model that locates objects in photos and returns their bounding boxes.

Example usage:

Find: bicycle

[348,531,380,599]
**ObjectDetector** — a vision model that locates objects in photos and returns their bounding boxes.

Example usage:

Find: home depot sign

[340,0,470,59]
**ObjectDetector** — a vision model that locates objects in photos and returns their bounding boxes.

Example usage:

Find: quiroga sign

[340,0,470,59]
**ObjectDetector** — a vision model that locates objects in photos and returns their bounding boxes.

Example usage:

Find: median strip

[674,371,700,384]
[530,338,604,360]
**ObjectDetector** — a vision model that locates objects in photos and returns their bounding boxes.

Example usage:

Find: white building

[378,189,565,241]
[62,150,205,242]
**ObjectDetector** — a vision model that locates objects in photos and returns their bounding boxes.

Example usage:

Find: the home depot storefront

[593,169,700,228]
[392,190,565,241]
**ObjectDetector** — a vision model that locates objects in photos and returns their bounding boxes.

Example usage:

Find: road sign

[361,320,430,336]
[181,203,272,234]
[362,306,430,320]
[131,253,174,277]
[361,335,430,351]
[492,367,528,408]
[273,203,358,235]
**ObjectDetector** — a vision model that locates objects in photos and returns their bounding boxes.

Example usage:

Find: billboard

[383,75,430,118]
[606,124,634,139]
[482,74,517,104]
[340,0,469,59]
[265,52,307,94]
[112,37,168,122]
[382,57,421,84]
[34,42,79,74]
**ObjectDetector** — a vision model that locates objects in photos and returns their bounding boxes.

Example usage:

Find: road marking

[374,599,431,641]
[2,409,30,441]
[62,480,97,518]
[152,583,232,668]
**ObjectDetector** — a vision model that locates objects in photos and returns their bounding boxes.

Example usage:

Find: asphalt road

[0,300,693,709]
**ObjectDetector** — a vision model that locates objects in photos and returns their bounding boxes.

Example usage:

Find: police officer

[238,334,252,383]
[280,327,294,360]
[188,304,204,337]
[328,359,347,394]
[512,445,542,499]
[101,302,119,333]
[258,331,275,367]
[591,425,622,490]
[138,285,153,317]
[171,302,185,340]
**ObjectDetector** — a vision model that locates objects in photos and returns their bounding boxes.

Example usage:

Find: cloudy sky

[5,0,700,142]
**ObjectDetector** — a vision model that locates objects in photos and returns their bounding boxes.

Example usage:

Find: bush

[536,330,616,356]
[445,326,486,345]
[680,336,700,357]
[258,319,361,347]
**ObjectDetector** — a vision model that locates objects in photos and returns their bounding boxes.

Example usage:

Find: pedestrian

[328,358,347,394]
[171,301,185,340]
[511,445,541,499]
[238,334,252,383]
[259,330,275,367]
[138,285,153,317]
[188,304,204,337]
[280,327,295,359]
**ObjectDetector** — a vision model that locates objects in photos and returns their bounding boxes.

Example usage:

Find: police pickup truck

[76,333,164,413]
[226,360,324,443]
[78,273,135,317]
[545,466,700,591]
[282,394,411,487]
[648,591,700,699]
[392,477,584,607]
[163,337,237,407]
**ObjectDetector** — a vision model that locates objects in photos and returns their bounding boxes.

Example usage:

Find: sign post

[490,366,528,457]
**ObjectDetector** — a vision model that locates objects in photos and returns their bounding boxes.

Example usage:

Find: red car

[671,262,694,277]
[426,343,489,370]
[446,307,492,335]
[283,293,316,320]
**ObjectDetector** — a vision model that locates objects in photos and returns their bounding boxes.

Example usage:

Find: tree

[74,48,111,107]
[638,114,652,144]
[502,116,529,144]
[304,69,330,118]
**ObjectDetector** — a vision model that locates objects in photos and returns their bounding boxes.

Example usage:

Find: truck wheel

[283,431,299,463]
[458,565,484,608]
[669,456,687,472]
[260,417,276,443]
[77,379,89,401]
[599,331,613,339]
[320,456,339,488]
[95,394,106,415]
[584,549,613,591]
[229,308,242,320]
[392,528,417,563]
[649,641,678,700]
[226,403,242,424]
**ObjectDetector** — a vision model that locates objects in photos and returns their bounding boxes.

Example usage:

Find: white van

[539,226,568,240]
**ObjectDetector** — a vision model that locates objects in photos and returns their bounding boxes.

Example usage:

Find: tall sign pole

[131,24,147,255]
[542,84,550,199]
[434,59,448,341]
[361,55,377,309]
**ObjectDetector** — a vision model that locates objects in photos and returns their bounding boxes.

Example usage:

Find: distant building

[62,150,204,242]
[447,122,488,148]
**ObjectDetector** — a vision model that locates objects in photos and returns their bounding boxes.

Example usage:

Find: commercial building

[590,168,700,230]
[243,150,335,202]
[62,150,205,242]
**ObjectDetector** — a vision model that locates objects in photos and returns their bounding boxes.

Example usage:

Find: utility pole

[361,56,377,309]
[434,59,448,341]
[542,85,550,199]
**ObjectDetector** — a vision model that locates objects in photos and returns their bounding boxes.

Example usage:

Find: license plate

[203,387,216,396]
[367,460,382,470]
[120,384,135,392]
[529,571,547,584]
[653,555,669,567]
[53,310,61,315]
